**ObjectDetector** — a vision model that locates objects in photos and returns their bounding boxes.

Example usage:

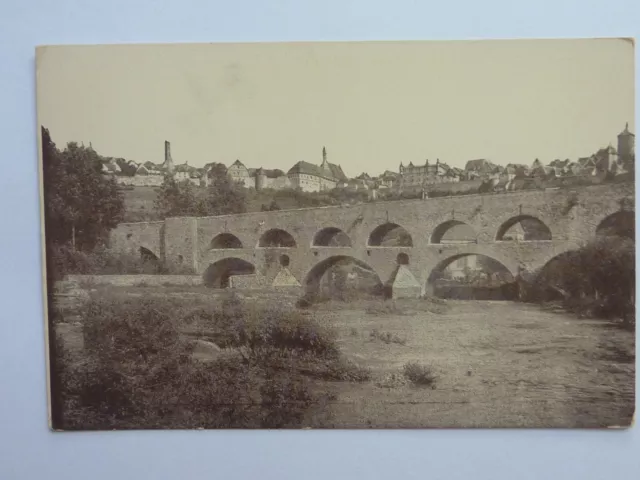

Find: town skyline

[37,39,634,178]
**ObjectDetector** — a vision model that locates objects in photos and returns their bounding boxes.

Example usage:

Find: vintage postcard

[37,39,635,430]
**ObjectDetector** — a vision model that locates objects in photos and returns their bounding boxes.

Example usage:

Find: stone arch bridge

[109,183,634,297]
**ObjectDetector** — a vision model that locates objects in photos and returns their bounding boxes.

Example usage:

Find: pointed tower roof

[619,122,635,137]
[321,146,330,170]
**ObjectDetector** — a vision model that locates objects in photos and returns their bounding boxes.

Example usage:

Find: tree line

[41,127,248,254]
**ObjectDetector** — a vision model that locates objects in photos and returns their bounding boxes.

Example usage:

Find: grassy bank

[50,291,370,430]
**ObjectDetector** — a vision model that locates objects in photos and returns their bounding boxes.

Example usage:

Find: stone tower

[617,122,635,170]
[255,167,267,191]
[163,140,175,173]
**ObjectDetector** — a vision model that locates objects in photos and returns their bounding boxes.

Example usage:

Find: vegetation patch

[525,237,635,330]
[51,291,371,429]
[402,362,437,388]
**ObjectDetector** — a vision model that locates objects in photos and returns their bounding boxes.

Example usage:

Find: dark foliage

[154,174,206,217]
[41,127,125,252]
[53,293,367,429]
[403,362,437,387]
[526,236,635,328]
[204,163,247,216]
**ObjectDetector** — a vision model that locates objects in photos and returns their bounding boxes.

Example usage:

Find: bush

[49,243,195,278]
[53,293,368,429]
[527,237,635,328]
[49,243,159,277]
[402,362,437,387]
[54,295,332,429]
[250,305,339,357]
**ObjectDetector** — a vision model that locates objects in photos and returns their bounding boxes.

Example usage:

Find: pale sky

[36,39,634,177]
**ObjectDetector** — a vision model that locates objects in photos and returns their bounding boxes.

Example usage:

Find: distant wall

[116,175,164,187]
[427,179,483,195]
[263,176,292,190]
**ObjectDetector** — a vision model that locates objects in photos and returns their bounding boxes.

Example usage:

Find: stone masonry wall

[109,182,634,294]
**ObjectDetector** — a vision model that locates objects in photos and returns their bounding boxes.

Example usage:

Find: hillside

[119,185,367,223]
[119,174,631,223]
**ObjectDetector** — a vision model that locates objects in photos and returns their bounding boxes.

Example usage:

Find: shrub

[49,243,159,277]
[528,237,635,328]
[54,295,333,430]
[259,374,317,428]
[49,243,197,278]
[402,362,437,387]
[369,329,407,346]
[245,304,340,358]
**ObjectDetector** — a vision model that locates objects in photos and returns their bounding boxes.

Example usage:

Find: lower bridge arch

[203,257,256,288]
[425,253,517,300]
[596,211,634,239]
[304,255,384,298]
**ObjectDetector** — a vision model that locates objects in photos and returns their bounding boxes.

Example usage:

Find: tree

[42,128,125,251]
[204,163,247,215]
[154,175,204,218]
[261,200,281,212]
[115,158,137,176]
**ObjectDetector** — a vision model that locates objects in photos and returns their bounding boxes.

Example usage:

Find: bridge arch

[313,227,352,247]
[203,257,256,288]
[496,215,552,241]
[431,220,477,244]
[426,253,517,299]
[258,228,297,248]
[304,255,383,297]
[210,233,243,249]
[596,211,634,239]
[367,223,413,247]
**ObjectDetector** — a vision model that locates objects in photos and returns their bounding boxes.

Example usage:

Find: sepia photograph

[37,39,635,430]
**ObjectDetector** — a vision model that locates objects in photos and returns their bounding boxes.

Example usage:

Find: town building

[287,147,348,192]
[377,170,399,188]
[397,159,460,190]
[464,159,497,179]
